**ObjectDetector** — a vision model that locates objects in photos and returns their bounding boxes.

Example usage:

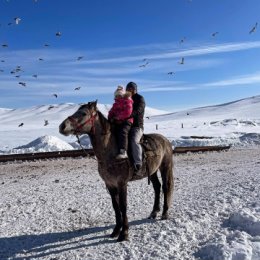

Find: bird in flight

[53,94,58,98]
[44,120,49,126]
[167,72,175,75]
[249,22,258,34]
[178,57,185,65]
[77,56,84,61]
[44,44,50,47]
[18,123,24,127]
[2,44,8,48]
[74,87,81,91]
[14,17,21,25]
[212,32,219,37]
[56,32,62,37]
[139,61,149,68]
[39,58,44,61]
[32,74,38,78]
[19,82,26,87]
[15,66,22,73]
[180,37,186,44]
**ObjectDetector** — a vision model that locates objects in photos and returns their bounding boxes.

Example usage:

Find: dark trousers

[114,121,132,151]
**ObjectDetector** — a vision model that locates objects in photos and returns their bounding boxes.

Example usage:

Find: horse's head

[59,100,98,136]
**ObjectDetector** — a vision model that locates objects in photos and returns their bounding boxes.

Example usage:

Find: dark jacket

[131,93,145,129]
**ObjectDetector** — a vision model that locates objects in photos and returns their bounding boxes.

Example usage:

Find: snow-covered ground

[0,148,259,260]
[1,95,260,259]
[0,95,260,154]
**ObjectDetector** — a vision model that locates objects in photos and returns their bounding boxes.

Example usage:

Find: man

[125,82,145,175]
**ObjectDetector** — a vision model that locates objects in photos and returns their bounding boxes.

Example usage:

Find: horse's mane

[78,104,89,110]
[97,110,111,135]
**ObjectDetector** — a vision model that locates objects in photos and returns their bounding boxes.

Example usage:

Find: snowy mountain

[0,95,260,154]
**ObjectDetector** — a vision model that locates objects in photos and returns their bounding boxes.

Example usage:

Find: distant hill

[1,96,260,152]
[0,103,168,129]
[147,95,260,122]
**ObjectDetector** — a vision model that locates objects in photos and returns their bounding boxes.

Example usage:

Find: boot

[116,149,128,159]
[133,164,142,176]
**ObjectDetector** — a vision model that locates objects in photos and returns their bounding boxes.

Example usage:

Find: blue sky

[0,0,259,111]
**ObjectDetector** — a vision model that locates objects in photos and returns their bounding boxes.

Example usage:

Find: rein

[76,134,97,159]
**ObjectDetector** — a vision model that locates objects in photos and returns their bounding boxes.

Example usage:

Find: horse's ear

[92,100,97,109]
[89,100,98,111]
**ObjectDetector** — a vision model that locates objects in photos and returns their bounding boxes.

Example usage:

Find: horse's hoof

[117,232,129,242]
[148,210,160,219]
[110,228,121,238]
[148,212,158,219]
[161,213,169,220]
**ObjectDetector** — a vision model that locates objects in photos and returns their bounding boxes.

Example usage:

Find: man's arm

[131,96,145,117]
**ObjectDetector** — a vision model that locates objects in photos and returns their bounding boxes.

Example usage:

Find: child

[108,86,133,159]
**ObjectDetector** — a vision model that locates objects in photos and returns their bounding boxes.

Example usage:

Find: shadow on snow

[0,218,155,260]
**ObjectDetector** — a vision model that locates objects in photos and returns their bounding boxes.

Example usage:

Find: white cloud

[67,41,260,64]
[204,71,260,87]
[1,40,260,107]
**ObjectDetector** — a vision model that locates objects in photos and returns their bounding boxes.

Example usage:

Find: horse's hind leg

[107,187,122,238]
[160,160,174,220]
[148,171,161,219]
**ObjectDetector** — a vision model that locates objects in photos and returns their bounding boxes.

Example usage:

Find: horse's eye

[81,111,87,116]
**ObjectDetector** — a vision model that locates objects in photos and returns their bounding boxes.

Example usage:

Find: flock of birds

[138,23,258,75]
[0,1,258,128]
[0,2,86,127]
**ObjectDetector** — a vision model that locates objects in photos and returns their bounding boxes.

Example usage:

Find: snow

[0,95,260,259]
[0,148,259,259]
[0,95,260,154]
[9,135,74,154]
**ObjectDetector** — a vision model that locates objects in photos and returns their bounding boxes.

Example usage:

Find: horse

[59,101,174,242]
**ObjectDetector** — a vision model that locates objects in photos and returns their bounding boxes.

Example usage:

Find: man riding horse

[125,82,146,176]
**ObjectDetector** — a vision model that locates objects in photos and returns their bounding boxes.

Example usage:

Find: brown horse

[59,101,174,242]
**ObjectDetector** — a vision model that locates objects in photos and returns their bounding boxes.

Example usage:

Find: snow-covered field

[1,148,260,260]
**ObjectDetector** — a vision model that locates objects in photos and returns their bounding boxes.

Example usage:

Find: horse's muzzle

[59,121,69,136]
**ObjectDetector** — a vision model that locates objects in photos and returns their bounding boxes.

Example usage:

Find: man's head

[126,82,137,96]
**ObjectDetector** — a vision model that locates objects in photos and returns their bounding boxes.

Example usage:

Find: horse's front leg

[107,186,122,238]
[117,184,129,242]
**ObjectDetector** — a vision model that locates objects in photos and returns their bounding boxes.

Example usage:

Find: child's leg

[118,122,131,151]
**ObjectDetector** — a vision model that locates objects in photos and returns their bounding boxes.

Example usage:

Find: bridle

[68,111,98,135]
[68,111,98,158]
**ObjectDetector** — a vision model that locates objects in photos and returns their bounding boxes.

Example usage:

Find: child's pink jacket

[108,97,133,124]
